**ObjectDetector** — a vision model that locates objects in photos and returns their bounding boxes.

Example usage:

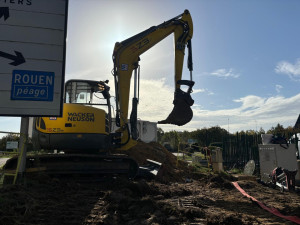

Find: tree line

[0,123,296,152]
[157,123,299,168]
[0,134,34,152]
[157,123,297,151]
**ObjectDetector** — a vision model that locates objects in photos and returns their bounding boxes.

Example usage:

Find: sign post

[17,117,29,182]
[0,0,69,182]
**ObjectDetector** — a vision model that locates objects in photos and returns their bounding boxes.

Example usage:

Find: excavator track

[3,154,139,181]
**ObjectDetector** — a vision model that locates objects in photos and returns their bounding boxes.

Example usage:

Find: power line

[0,131,20,135]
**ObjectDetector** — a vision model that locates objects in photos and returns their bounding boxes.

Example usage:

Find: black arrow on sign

[0,7,9,21]
[0,51,26,66]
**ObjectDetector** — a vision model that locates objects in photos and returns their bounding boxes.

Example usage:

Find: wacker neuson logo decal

[67,112,95,122]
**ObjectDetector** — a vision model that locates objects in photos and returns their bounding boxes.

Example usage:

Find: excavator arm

[112,10,194,149]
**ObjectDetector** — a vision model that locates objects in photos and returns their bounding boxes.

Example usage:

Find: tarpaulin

[232,181,300,224]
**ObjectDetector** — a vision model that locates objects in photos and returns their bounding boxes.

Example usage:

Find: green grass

[188,163,211,174]
[0,151,18,158]
[193,152,205,158]
[176,154,193,161]
[228,168,243,174]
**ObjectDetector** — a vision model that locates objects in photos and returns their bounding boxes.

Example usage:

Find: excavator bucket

[158,88,194,126]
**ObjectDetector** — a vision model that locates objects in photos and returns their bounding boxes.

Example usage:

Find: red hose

[232,182,300,224]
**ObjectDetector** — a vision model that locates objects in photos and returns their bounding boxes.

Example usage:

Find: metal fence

[221,133,261,170]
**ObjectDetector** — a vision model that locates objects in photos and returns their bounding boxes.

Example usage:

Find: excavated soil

[0,142,300,225]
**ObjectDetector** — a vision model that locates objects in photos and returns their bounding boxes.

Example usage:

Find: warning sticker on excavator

[121,64,128,71]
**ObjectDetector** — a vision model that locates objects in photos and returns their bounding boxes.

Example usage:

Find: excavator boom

[113,10,194,149]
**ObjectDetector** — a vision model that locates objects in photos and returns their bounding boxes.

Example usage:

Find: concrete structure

[211,148,223,172]
[259,144,299,184]
[111,119,157,143]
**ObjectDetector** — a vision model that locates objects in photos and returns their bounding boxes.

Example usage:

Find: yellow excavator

[4,10,194,179]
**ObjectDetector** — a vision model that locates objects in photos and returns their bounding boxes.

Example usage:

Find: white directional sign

[0,0,68,116]
[6,141,18,150]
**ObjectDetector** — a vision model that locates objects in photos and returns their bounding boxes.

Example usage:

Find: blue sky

[1,0,300,136]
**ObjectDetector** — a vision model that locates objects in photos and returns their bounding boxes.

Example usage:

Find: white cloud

[65,68,111,82]
[275,84,283,93]
[192,88,214,95]
[138,79,174,120]
[185,94,300,133]
[233,95,265,111]
[210,68,240,79]
[0,117,21,138]
[134,79,300,133]
[192,89,205,94]
[275,58,300,81]
[1,78,300,135]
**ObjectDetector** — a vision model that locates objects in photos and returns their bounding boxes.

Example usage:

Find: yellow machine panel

[35,103,110,152]
[36,103,109,135]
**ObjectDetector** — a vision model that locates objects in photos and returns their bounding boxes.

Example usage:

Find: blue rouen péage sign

[11,70,55,101]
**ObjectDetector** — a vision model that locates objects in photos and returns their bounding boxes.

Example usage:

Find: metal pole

[17,117,29,182]
[130,67,139,140]
[0,131,20,135]
[133,68,137,98]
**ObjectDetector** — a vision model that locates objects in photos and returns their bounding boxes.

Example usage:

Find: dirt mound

[207,214,247,225]
[1,162,300,224]
[238,180,258,190]
[112,141,190,182]
[207,172,237,189]
[1,142,299,225]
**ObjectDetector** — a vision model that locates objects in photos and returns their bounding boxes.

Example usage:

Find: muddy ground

[0,142,300,225]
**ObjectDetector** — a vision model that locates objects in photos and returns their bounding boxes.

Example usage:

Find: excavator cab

[35,79,112,152]
[65,79,111,106]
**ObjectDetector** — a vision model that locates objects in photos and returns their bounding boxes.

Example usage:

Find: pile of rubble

[113,141,191,182]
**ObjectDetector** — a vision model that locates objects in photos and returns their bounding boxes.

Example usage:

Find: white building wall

[111,119,157,143]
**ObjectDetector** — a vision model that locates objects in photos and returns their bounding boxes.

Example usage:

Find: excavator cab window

[64,79,110,106]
